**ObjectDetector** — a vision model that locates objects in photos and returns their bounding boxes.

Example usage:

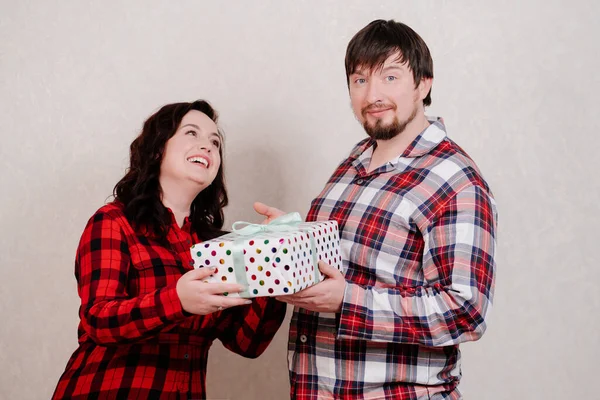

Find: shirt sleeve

[76,211,189,345]
[215,296,287,358]
[337,184,497,346]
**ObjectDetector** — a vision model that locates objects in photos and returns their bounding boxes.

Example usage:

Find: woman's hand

[176,267,251,315]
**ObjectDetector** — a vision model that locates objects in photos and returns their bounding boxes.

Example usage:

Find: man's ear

[418,77,433,102]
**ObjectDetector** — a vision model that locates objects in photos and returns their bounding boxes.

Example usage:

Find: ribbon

[230,212,322,296]
[232,212,303,235]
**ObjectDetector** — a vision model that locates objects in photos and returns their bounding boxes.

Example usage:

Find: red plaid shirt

[288,118,498,399]
[53,202,286,400]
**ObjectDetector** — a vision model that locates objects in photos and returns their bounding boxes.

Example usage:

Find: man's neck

[367,115,430,173]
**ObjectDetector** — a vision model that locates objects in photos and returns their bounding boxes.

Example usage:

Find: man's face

[348,52,426,140]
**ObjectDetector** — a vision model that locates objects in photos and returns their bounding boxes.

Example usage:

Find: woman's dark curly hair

[113,100,228,242]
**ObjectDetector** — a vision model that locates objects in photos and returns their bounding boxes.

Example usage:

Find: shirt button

[355,178,364,185]
[183,353,189,359]
[189,260,194,266]
[186,240,191,246]
[299,335,307,343]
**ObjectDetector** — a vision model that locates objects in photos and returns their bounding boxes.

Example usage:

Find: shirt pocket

[128,244,186,295]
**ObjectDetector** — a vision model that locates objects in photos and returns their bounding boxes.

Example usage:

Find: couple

[53,20,497,400]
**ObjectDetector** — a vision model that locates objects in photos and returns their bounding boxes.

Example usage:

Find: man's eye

[386,76,396,82]
[355,78,366,84]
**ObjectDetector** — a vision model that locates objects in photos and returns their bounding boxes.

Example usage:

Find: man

[256,19,497,399]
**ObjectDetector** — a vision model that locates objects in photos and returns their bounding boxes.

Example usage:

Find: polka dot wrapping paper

[190,219,342,298]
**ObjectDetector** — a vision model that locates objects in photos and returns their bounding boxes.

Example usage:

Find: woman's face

[160,110,222,192]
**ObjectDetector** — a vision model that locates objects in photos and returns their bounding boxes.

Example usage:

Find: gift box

[190,213,342,298]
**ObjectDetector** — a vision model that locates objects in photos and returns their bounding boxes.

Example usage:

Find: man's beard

[362,102,418,141]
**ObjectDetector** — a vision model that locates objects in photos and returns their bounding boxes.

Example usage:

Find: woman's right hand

[176,267,251,315]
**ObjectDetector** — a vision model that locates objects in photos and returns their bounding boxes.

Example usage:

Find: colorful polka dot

[249,240,254,246]
[253,289,258,295]
[268,288,274,294]
[196,251,202,257]
[257,266,263,272]
[226,250,231,255]
[228,267,233,273]
[259,280,265,286]
[221,276,227,281]
[219,259,225,264]
[264,239,269,244]
[211,250,217,256]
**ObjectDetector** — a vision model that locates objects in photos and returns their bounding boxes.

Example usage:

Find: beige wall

[1,1,599,399]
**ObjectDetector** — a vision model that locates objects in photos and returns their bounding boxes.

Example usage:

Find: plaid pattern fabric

[53,202,286,400]
[288,118,498,399]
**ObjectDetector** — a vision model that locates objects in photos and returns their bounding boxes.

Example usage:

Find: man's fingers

[318,261,341,278]
[275,296,293,303]
[253,202,270,216]
[253,202,285,220]
[276,293,307,302]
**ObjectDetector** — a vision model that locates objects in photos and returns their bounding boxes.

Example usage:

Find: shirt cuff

[336,282,368,340]
[158,283,191,321]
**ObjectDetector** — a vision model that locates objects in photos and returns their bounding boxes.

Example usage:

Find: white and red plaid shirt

[288,118,498,399]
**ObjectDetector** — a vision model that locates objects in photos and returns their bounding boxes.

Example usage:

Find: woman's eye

[186,130,197,136]
[212,140,221,148]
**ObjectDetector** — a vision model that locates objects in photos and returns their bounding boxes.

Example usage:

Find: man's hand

[276,261,346,313]
[253,202,286,224]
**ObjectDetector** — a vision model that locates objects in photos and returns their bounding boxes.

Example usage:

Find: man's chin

[364,120,400,141]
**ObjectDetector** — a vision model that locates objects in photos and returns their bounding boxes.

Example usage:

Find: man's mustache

[362,102,396,117]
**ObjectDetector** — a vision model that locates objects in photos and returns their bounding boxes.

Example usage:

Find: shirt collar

[400,116,447,158]
[350,116,447,173]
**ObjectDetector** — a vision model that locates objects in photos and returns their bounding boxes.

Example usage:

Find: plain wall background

[1,1,599,399]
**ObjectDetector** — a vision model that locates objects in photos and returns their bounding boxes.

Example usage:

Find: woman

[52,100,287,399]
